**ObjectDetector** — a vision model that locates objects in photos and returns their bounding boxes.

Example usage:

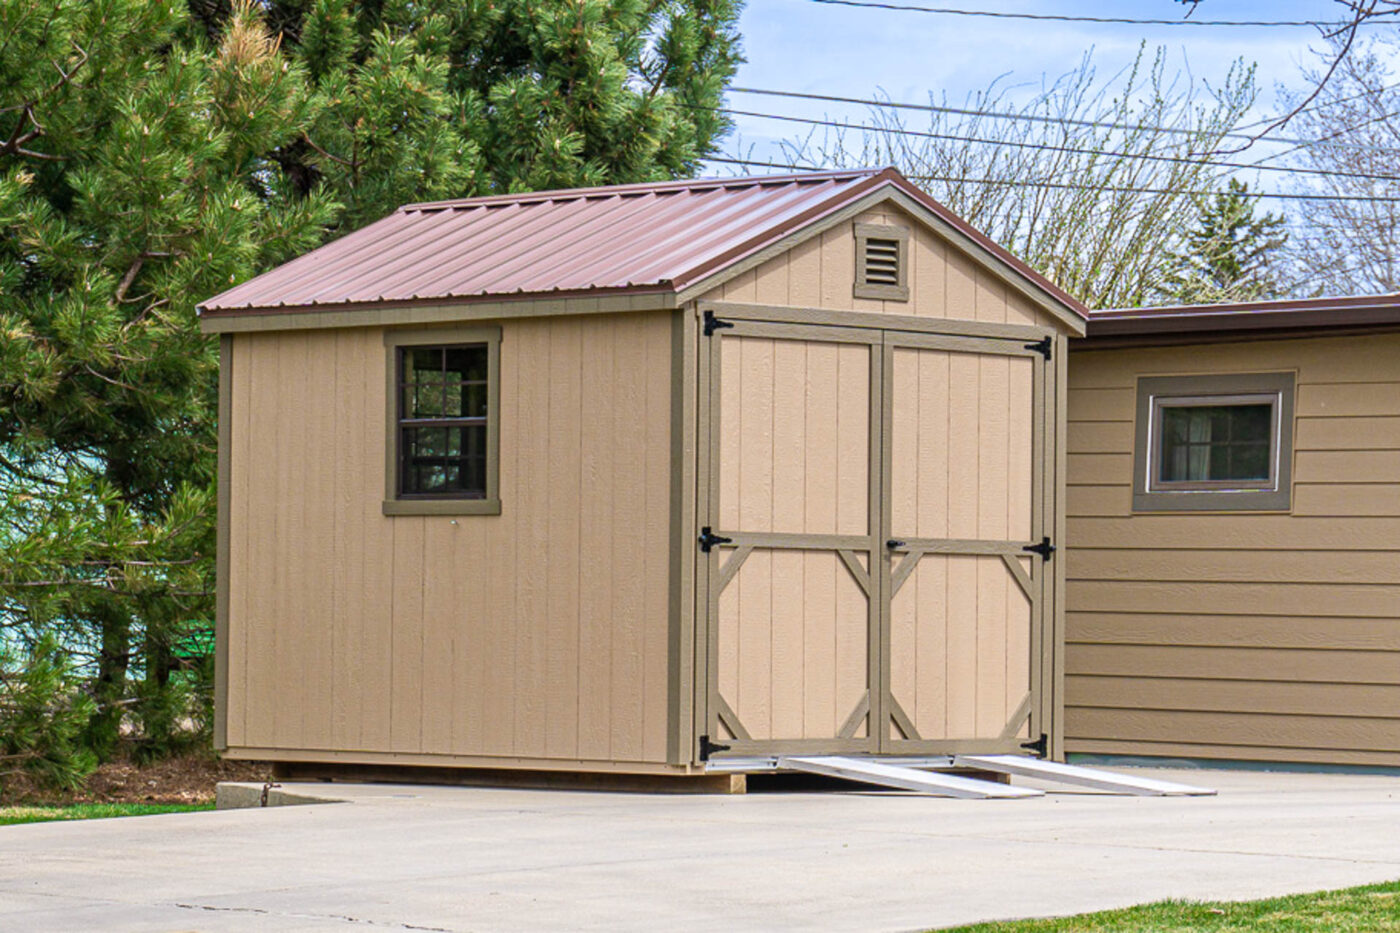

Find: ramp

[953,755,1216,796]
[778,756,1043,799]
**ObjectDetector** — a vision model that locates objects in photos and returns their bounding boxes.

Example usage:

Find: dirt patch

[2,753,272,806]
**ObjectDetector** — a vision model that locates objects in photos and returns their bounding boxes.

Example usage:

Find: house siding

[1065,332,1400,767]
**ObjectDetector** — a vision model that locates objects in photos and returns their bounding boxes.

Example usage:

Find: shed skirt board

[698,317,1054,760]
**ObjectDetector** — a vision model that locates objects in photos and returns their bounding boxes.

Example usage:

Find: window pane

[1158,402,1275,484]
[408,347,442,377]
[1233,405,1272,442]
[444,345,487,382]
[1232,443,1270,480]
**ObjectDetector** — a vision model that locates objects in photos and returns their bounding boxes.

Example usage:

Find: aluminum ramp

[953,755,1216,796]
[777,756,1042,799]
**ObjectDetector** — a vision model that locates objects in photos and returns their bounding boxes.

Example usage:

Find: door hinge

[703,310,734,336]
[1022,536,1055,560]
[1024,335,1052,359]
[699,734,730,761]
[698,526,733,553]
[1020,733,1049,758]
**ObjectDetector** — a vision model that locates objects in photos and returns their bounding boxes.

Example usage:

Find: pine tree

[1156,179,1289,305]
[0,0,742,766]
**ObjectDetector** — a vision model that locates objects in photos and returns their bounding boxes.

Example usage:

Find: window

[383,326,500,516]
[853,222,909,301]
[1133,373,1294,512]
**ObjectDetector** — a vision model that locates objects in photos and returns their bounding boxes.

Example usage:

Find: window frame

[382,325,502,516]
[1132,372,1295,513]
[853,222,910,302]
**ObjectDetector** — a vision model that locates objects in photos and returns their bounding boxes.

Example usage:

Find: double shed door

[698,312,1052,758]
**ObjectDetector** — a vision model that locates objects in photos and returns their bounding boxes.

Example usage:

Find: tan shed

[1066,296,1400,769]
[200,168,1087,786]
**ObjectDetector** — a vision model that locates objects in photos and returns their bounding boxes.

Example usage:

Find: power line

[717,106,1400,184]
[729,86,1400,155]
[705,156,1400,203]
[804,0,1397,29]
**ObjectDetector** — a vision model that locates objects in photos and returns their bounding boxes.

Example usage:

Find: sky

[707,0,1377,175]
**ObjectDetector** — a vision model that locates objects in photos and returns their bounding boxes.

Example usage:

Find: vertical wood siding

[709,205,1059,329]
[887,348,1035,740]
[227,312,674,765]
[714,334,872,740]
[1065,334,1400,767]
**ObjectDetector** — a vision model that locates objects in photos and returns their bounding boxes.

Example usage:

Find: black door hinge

[698,526,733,553]
[703,310,734,336]
[1021,733,1048,758]
[699,734,730,761]
[1024,336,1052,359]
[1022,536,1055,560]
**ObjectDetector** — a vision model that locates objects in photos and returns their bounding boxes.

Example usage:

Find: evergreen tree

[0,0,742,766]
[1156,179,1289,305]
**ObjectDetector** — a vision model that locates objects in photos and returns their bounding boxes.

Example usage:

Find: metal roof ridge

[397,168,884,212]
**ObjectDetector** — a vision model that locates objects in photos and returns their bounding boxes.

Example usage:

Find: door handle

[886,539,906,550]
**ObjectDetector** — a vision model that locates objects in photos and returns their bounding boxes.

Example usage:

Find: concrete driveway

[2,767,1399,932]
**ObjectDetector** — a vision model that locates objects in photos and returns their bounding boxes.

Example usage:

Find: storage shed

[200,168,1088,786]
[1066,296,1400,769]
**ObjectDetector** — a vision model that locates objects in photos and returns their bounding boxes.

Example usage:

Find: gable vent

[864,237,901,285]
[853,222,910,301]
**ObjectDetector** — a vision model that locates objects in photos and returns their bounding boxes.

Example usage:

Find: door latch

[1022,537,1055,560]
[886,539,907,550]
[698,527,733,553]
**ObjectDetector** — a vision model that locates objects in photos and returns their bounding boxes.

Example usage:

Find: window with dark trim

[853,222,910,301]
[383,326,501,516]
[1133,373,1294,512]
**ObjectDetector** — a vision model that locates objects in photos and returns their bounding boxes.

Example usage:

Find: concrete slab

[2,767,1399,932]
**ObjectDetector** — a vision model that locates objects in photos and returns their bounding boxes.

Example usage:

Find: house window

[383,326,501,516]
[1133,373,1294,512]
[853,222,910,301]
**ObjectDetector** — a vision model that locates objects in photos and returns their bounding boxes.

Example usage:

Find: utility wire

[715,106,1400,184]
[704,156,1400,203]
[729,86,1400,155]
[804,0,1398,29]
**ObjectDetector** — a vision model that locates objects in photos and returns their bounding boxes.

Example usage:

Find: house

[198,168,1088,788]
[1065,296,1400,769]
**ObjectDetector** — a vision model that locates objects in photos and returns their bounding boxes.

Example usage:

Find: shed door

[698,316,1052,759]
[881,333,1048,754]
[700,320,883,755]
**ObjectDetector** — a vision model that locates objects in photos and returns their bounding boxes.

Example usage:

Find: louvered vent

[853,223,909,301]
[864,237,901,285]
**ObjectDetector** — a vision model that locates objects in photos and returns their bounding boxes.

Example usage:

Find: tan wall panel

[1067,739,1400,768]
[1067,674,1400,718]
[1065,333,1400,765]
[1068,548,1400,585]
[1068,612,1400,651]
[718,549,868,740]
[227,311,675,765]
[703,204,1064,331]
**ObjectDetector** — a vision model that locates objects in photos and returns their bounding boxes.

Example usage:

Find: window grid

[397,344,489,499]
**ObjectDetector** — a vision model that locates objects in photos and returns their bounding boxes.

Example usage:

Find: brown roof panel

[199,168,1088,321]
[1085,293,1400,340]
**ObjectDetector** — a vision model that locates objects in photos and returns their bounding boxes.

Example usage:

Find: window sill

[382,498,502,517]
[1132,489,1290,513]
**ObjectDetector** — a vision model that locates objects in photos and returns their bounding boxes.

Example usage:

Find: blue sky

[712,0,1367,171]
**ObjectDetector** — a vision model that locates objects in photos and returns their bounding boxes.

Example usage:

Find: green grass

[943,882,1400,932]
[0,802,214,826]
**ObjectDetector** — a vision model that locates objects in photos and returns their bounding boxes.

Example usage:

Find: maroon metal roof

[199,167,1087,320]
[1084,293,1400,340]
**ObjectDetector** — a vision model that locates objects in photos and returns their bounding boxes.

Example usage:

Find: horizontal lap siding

[1065,334,1400,766]
[227,312,674,767]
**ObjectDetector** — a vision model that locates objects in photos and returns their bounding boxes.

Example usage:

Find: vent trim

[854,222,910,301]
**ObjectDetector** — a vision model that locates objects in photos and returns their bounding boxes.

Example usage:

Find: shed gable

[701,200,1066,333]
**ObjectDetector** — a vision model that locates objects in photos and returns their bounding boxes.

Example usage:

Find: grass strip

[0,802,214,826]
